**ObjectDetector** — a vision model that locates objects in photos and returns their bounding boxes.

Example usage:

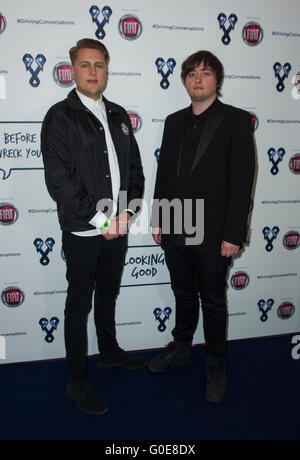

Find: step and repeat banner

[0,0,300,364]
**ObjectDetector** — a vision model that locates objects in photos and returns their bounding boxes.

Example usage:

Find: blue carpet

[0,334,299,440]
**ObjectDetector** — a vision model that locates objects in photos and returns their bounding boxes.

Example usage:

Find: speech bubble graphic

[0,122,44,180]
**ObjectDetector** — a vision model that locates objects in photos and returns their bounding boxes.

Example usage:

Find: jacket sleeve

[222,110,255,246]
[41,107,98,224]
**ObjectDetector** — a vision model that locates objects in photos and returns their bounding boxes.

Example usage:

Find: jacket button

[99,127,103,131]
[105,174,110,179]
[104,150,107,154]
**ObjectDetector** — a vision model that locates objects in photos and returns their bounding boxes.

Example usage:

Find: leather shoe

[206,354,227,403]
[67,378,108,415]
[98,347,147,370]
[148,341,191,373]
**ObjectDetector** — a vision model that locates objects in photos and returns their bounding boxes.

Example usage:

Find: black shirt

[173,100,217,243]
[179,100,216,179]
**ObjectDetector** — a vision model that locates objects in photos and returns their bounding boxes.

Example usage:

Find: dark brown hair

[181,51,224,96]
[69,38,110,65]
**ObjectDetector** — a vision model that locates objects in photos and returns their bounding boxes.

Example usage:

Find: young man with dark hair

[181,50,224,96]
[41,39,145,415]
[150,51,255,403]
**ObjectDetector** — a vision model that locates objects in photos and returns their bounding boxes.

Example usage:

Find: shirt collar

[187,98,218,122]
[76,89,105,114]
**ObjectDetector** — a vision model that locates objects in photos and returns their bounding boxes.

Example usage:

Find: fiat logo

[119,15,142,40]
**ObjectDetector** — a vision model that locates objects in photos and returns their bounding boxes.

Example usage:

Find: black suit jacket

[153,99,255,254]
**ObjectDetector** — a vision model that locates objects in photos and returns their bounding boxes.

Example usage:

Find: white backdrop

[0,0,300,364]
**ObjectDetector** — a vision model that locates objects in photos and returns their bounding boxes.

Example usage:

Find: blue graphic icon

[33,238,55,266]
[273,62,291,92]
[22,53,46,87]
[89,5,112,40]
[267,148,285,175]
[217,13,238,45]
[263,226,280,252]
[153,307,172,332]
[39,317,59,343]
[257,299,274,322]
[155,58,176,89]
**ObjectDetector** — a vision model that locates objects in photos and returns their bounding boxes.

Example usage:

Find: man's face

[185,62,218,104]
[71,48,108,101]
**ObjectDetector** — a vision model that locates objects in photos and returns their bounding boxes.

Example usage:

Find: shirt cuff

[89,211,110,229]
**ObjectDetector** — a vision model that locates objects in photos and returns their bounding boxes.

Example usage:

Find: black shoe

[98,347,147,370]
[206,355,227,403]
[148,342,191,373]
[67,378,108,415]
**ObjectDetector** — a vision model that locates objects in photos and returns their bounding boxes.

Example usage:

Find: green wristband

[100,220,110,230]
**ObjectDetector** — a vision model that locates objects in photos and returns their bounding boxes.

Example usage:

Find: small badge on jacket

[121,123,129,135]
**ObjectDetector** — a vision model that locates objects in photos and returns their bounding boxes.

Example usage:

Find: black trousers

[164,240,231,356]
[62,232,128,379]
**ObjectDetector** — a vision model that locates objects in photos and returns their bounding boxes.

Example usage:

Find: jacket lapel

[190,99,224,173]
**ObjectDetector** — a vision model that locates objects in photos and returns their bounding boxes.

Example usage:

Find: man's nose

[90,65,97,75]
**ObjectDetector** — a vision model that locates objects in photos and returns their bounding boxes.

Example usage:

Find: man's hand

[221,240,240,258]
[117,212,131,236]
[102,212,131,240]
[152,227,162,245]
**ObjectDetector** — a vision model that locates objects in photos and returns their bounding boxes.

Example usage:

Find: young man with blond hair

[41,39,145,415]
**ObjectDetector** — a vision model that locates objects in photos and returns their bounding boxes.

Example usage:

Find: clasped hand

[102,212,130,240]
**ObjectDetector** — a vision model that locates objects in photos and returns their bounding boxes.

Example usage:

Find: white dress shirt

[72,90,120,237]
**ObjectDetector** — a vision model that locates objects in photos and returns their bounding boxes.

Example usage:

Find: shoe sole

[97,361,147,370]
[206,388,227,404]
[76,403,108,416]
[67,393,108,416]
[206,395,226,404]
[148,358,190,373]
